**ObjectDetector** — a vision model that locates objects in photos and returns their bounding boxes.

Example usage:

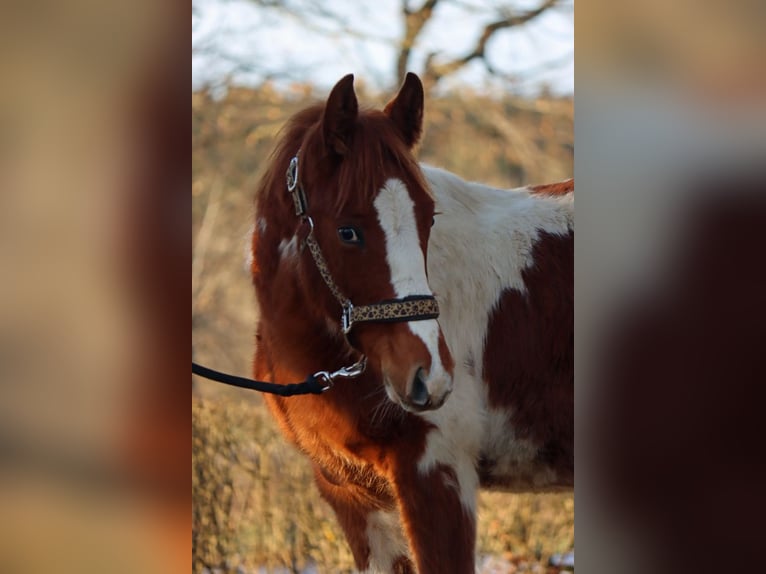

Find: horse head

[271,73,454,411]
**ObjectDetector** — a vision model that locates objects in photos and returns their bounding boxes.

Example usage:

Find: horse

[250,73,573,573]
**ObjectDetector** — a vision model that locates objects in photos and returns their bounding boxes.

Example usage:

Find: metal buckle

[286,156,307,216]
[331,357,367,379]
[286,156,299,191]
[341,301,354,334]
[312,356,367,393]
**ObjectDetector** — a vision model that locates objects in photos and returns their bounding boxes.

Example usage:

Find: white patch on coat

[416,428,480,516]
[360,509,410,573]
[481,408,558,489]
[373,178,448,397]
[417,363,483,515]
[418,165,573,494]
[278,235,298,261]
[423,165,572,388]
[482,408,537,470]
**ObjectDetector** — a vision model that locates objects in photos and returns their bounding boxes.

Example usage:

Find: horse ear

[384,72,424,148]
[322,74,358,156]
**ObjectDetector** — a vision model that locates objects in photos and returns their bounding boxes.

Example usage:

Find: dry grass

[193,397,356,573]
[192,397,573,573]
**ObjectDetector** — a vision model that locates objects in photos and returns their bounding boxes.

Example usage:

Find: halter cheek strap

[287,154,440,335]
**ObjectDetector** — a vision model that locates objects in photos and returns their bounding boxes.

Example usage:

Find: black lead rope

[192,362,326,396]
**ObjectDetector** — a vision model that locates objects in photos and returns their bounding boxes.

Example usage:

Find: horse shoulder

[423,167,573,491]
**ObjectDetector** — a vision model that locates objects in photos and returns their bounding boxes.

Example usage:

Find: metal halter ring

[311,371,334,392]
[286,156,299,192]
[286,155,308,216]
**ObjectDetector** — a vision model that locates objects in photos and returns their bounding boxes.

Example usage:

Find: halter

[286,154,440,336]
[190,153,440,395]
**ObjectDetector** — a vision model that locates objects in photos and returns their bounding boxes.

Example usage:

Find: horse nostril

[409,367,431,408]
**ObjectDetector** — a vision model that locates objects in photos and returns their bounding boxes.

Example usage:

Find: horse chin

[382,378,405,408]
[382,378,422,414]
[382,377,451,414]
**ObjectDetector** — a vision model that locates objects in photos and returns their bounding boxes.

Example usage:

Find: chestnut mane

[255,103,430,217]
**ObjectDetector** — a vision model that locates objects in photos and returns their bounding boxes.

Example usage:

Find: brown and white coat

[250,74,572,574]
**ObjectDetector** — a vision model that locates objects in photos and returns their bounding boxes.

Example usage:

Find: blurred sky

[192,0,573,95]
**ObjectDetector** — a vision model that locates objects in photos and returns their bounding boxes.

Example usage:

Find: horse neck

[423,164,573,358]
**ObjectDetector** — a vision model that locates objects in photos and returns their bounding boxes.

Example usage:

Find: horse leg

[392,446,479,574]
[312,464,414,573]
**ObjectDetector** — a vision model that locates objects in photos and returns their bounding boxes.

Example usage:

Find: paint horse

[250,73,573,573]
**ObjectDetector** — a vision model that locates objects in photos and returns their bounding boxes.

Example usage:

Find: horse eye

[337,226,362,244]
[431,217,435,227]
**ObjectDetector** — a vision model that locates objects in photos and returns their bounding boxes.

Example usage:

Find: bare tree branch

[213,0,571,92]
[422,0,559,89]
[250,0,395,44]
[396,0,440,85]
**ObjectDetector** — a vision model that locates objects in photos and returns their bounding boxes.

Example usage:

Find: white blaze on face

[373,178,448,394]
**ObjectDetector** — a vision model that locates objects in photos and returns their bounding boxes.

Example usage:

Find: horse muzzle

[385,363,453,413]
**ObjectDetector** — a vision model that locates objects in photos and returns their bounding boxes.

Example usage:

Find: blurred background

[1,0,762,572]
[1,1,187,573]
[192,0,573,572]
[576,1,766,573]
